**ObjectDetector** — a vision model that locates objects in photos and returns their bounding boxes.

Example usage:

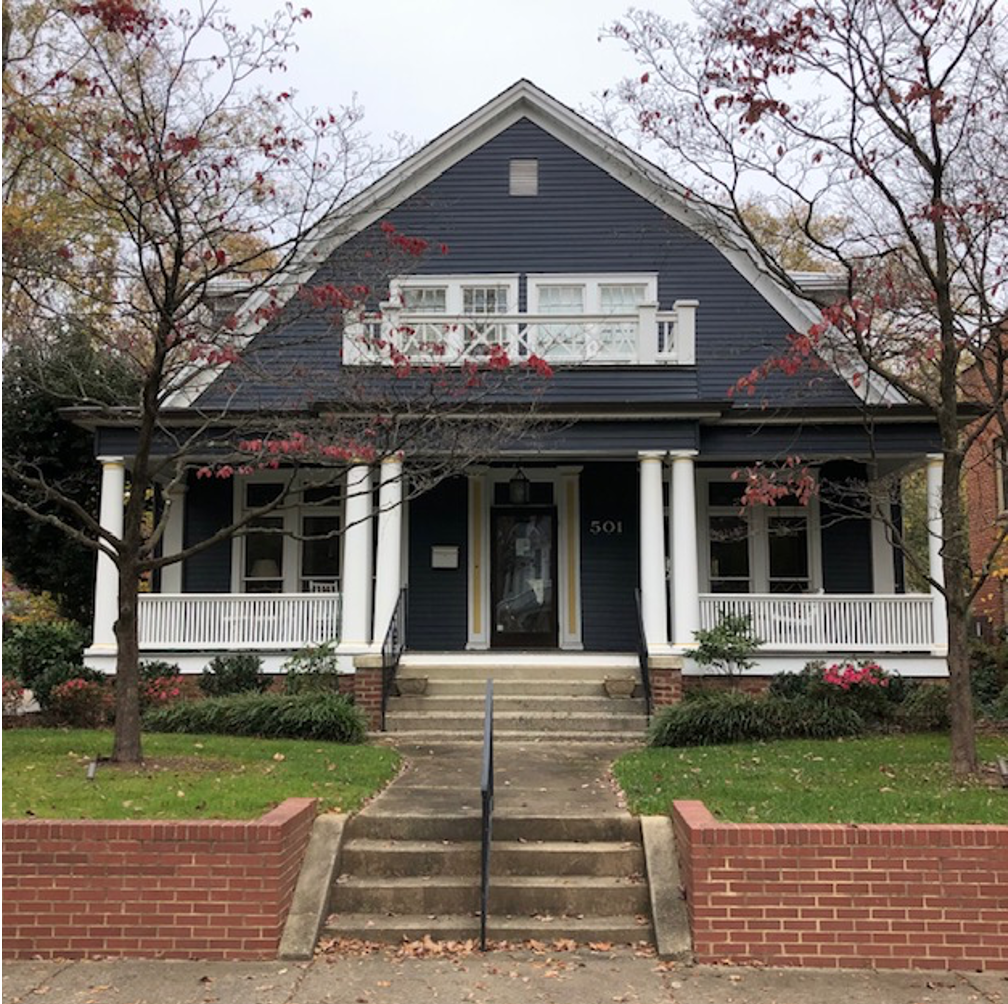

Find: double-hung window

[236,476,345,593]
[698,475,820,593]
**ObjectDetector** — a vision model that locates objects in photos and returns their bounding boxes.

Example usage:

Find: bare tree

[601,0,1007,775]
[2,0,549,763]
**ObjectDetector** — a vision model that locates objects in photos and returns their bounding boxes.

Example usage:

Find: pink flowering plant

[49,677,114,728]
[141,675,186,708]
[2,676,26,715]
[813,659,900,723]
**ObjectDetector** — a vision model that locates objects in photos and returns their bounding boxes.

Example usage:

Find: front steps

[383,655,649,742]
[325,811,652,947]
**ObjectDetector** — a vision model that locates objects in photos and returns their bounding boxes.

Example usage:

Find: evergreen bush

[199,654,268,697]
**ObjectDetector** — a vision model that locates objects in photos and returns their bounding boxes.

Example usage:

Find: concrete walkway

[4,954,1005,1004]
[370,738,634,819]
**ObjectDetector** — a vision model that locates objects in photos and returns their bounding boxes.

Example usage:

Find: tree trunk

[112,559,142,763]
[941,454,979,777]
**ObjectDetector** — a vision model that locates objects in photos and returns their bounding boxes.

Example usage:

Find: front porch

[86,451,951,681]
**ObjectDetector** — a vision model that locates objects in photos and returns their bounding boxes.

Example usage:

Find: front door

[490,507,558,648]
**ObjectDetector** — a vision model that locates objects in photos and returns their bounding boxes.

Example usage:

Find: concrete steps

[385,654,647,741]
[325,810,653,947]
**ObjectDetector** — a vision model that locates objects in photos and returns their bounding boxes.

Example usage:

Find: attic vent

[509,159,538,196]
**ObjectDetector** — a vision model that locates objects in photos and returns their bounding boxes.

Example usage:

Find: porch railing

[137,593,342,650]
[479,678,495,953]
[343,302,696,367]
[633,588,653,720]
[698,593,935,652]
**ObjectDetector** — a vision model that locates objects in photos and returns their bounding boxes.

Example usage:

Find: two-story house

[82,82,950,719]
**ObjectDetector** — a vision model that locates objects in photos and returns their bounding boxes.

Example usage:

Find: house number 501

[589,519,623,535]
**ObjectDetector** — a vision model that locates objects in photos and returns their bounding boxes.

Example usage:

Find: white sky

[225,0,694,150]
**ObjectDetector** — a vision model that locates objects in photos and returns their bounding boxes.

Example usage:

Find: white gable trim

[170,79,896,407]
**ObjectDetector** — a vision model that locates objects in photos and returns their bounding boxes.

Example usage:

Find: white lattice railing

[343,302,696,366]
[698,593,935,652]
[138,593,341,650]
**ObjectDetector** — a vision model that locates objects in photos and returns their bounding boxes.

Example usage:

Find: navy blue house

[84,82,949,682]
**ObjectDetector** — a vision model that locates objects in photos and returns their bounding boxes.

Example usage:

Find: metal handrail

[634,588,653,721]
[380,586,408,731]
[479,678,494,952]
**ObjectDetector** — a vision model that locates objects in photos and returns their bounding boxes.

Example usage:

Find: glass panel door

[491,507,557,648]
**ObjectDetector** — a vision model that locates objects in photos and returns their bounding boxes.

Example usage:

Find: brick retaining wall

[2,797,316,960]
[673,800,1008,971]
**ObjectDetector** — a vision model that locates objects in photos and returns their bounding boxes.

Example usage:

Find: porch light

[508,468,531,505]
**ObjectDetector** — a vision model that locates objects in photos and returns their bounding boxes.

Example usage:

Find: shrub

[767,661,824,699]
[648,691,865,747]
[48,677,114,728]
[969,639,1008,711]
[283,641,343,695]
[199,654,268,697]
[2,620,86,690]
[692,615,762,686]
[990,685,1008,722]
[897,682,950,732]
[31,662,104,710]
[144,691,367,743]
[2,676,25,715]
[139,659,182,682]
[141,674,186,710]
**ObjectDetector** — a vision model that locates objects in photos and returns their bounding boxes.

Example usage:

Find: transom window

[537,285,585,314]
[599,284,647,312]
[463,285,509,314]
[528,274,657,316]
[402,286,446,313]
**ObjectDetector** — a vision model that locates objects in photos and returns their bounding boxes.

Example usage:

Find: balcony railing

[342,300,697,367]
[138,593,342,650]
[698,593,936,652]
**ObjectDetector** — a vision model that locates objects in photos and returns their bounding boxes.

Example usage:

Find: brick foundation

[352,656,384,730]
[682,676,772,696]
[650,666,683,706]
[2,797,316,960]
[673,800,1008,971]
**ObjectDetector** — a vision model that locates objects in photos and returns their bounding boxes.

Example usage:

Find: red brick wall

[683,676,772,697]
[2,797,316,960]
[673,800,1008,971]
[650,665,683,706]
[354,664,383,729]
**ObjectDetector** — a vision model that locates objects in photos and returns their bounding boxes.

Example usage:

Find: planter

[603,676,636,699]
[396,676,428,696]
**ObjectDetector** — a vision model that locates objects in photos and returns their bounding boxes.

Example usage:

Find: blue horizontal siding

[197,118,858,412]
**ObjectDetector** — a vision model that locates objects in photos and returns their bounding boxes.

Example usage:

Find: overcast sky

[229,0,694,151]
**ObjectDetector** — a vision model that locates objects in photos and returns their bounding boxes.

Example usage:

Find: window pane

[247,483,283,508]
[769,515,809,588]
[303,484,342,506]
[463,286,509,314]
[709,514,749,589]
[402,286,446,312]
[301,515,341,590]
[708,482,745,508]
[245,516,283,592]
[537,285,584,314]
[600,284,646,312]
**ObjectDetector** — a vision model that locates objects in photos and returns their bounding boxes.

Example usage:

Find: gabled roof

[172,79,896,408]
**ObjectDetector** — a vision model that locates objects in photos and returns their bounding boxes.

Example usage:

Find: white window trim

[693,468,822,594]
[231,471,345,594]
[388,274,520,315]
[527,273,658,313]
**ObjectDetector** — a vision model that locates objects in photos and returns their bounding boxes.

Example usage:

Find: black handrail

[479,678,494,952]
[634,588,653,721]
[380,586,408,731]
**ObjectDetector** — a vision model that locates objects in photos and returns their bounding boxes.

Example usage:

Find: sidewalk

[4,952,1005,1004]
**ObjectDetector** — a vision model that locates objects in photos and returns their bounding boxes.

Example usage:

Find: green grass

[1,729,400,820]
[613,733,1008,824]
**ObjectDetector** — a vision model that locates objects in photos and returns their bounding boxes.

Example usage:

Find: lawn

[613,732,1008,824]
[2,729,400,820]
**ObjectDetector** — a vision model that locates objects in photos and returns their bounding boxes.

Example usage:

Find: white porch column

[159,481,186,594]
[926,454,949,651]
[339,464,374,653]
[90,457,125,652]
[639,452,669,648]
[670,449,701,649]
[372,456,404,644]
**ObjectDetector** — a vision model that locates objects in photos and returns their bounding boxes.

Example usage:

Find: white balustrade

[344,308,685,366]
[698,594,935,652]
[138,593,342,650]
